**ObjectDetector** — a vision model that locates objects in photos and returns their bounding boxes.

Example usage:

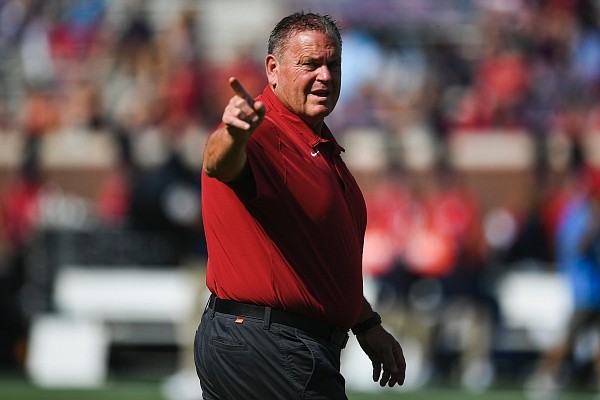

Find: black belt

[207,294,349,349]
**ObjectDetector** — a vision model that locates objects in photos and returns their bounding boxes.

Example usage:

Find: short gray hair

[267,11,342,58]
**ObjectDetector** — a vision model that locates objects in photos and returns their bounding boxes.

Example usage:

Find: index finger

[229,77,254,105]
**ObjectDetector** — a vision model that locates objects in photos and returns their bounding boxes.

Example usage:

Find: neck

[311,120,324,136]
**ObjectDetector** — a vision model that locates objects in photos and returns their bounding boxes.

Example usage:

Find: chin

[310,105,334,118]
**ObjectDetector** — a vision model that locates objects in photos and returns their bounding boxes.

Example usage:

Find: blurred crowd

[0,0,600,396]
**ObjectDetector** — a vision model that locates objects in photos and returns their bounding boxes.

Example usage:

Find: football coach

[195,11,406,399]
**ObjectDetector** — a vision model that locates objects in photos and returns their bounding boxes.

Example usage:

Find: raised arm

[203,77,265,182]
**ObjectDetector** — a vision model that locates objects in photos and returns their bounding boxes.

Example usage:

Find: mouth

[310,90,330,100]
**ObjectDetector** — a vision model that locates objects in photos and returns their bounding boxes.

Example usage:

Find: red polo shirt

[201,85,367,328]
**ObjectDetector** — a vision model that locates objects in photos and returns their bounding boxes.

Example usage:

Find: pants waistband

[207,294,349,349]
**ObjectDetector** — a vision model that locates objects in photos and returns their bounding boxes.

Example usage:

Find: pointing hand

[222,77,265,136]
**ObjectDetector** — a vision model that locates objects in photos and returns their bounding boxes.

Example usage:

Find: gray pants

[194,304,347,399]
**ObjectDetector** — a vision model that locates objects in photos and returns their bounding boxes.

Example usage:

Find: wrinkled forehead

[283,30,341,56]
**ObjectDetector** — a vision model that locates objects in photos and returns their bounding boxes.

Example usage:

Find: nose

[317,65,332,82]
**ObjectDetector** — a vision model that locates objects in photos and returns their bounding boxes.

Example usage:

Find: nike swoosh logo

[311,150,320,157]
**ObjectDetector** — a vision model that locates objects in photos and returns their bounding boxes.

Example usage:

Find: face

[266,31,341,131]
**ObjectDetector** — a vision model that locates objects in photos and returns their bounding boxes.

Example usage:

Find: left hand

[356,324,406,387]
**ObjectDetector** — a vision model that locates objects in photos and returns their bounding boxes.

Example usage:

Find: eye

[303,62,318,70]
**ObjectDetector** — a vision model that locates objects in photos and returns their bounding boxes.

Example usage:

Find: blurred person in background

[0,139,45,369]
[527,166,600,397]
[196,11,406,399]
[364,166,495,391]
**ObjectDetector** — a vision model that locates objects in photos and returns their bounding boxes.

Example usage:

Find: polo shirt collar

[261,86,344,155]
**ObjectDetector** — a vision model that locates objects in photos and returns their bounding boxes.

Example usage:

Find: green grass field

[0,376,597,400]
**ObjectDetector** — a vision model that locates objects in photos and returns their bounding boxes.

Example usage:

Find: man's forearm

[351,297,383,335]
[203,126,249,182]
[356,297,375,324]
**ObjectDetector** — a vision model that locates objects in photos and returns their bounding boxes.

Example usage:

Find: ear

[266,55,278,88]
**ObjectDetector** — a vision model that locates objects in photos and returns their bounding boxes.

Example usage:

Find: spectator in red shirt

[0,141,45,368]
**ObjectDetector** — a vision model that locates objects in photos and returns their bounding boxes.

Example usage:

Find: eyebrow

[298,54,341,63]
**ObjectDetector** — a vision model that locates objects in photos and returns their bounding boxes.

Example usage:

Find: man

[195,12,406,399]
